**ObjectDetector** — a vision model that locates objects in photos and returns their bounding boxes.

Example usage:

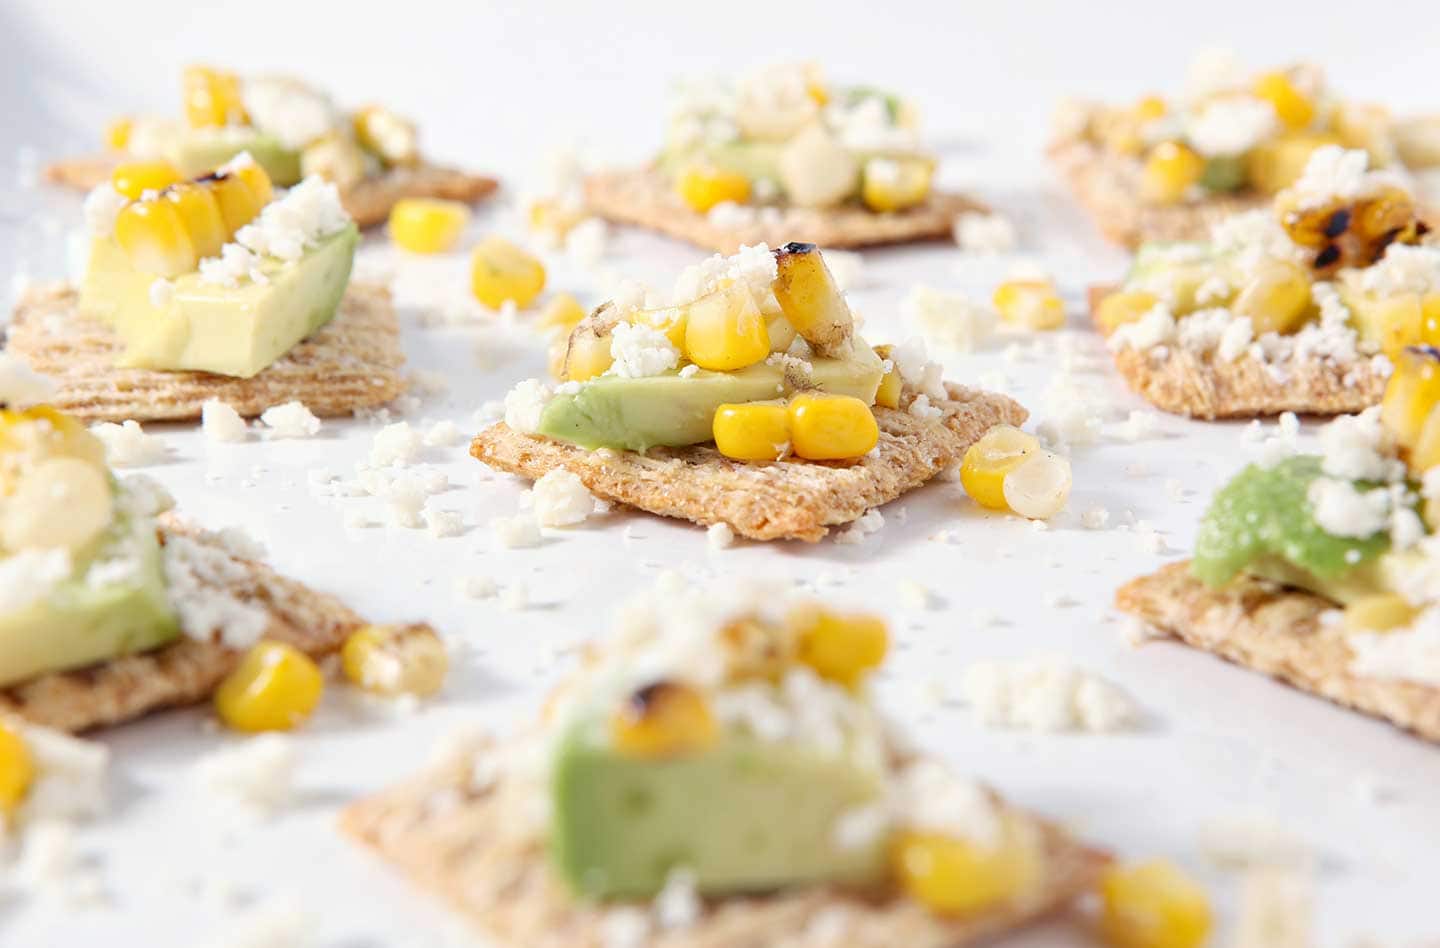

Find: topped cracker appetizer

[343,578,1116,946]
[1051,53,1440,248]
[1117,348,1440,742]
[8,154,405,422]
[474,243,1033,541]
[44,65,496,228]
[583,64,982,253]
[1091,147,1435,419]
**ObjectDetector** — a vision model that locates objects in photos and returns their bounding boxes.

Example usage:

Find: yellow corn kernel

[874,344,902,410]
[1344,594,1420,634]
[183,65,247,128]
[341,624,448,698]
[684,284,770,371]
[772,243,855,357]
[1099,860,1212,948]
[353,105,419,167]
[214,641,324,733]
[110,160,181,201]
[713,401,791,461]
[766,311,797,353]
[0,720,34,818]
[1381,347,1440,452]
[609,681,718,759]
[388,198,471,254]
[787,393,879,461]
[528,199,587,241]
[229,159,275,210]
[1254,71,1316,130]
[1232,258,1312,334]
[861,157,933,213]
[563,325,615,382]
[1141,142,1204,205]
[1096,290,1160,335]
[113,199,197,278]
[676,165,752,213]
[789,606,888,687]
[1247,132,1342,195]
[105,116,134,152]
[1414,400,1440,473]
[892,826,1037,917]
[208,170,266,233]
[471,237,546,310]
[537,293,589,335]
[164,183,228,261]
[993,280,1066,331]
[1133,95,1167,122]
[960,424,1040,510]
[1353,185,1421,244]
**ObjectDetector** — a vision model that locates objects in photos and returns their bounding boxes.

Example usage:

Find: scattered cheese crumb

[960,656,1139,732]
[201,399,249,443]
[1081,506,1111,530]
[89,419,169,467]
[454,575,498,600]
[14,724,110,825]
[371,421,423,466]
[898,580,932,609]
[835,508,885,545]
[194,734,297,816]
[422,419,465,447]
[903,285,996,352]
[653,867,702,930]
[531,470,597,527]
[259,401,321,439]
[707,522,735,550]
[423,508,464,538]
[953,211,1018,254]
[492,514,541,549]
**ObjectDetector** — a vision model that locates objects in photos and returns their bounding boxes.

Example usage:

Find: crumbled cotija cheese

[903,285,996,352]
[0,548,72,614]
[163,533,269,649]
[1185,96,1275,157]
[706,522,735,549]
[653,867,701,929]
[491,514,541,549]
[608,322,680,378]
[834,508,885,545]
[960,656,1139,732]
[82,183,128,238]
[671,243,778,305]
[194,734,297,816]
[503,379,553,434]
[422,420,465,447]
[530,470,596,527]
[242,79,339,149]
[423,508,464,538]
[370,421,423,466]
[14,724,110,825]
[1306,478,1391,538]
[200,172,349,287]
[953,211,1017,254]
[202,399,249,443]
[259,401,321,439]
[89,419,169,467]
[1348,608,1440,686]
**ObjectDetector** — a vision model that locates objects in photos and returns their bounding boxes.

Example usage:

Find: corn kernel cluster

[960,425,1071,520]
[712,393,878,462]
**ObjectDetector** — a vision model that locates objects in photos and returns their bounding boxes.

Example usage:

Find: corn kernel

[609,681,718,759]
[1096,290,1160,335]
[537,293,589,335]
[684,284,771,371]
[301,133,368,190]
[772,243,855,357]
[632,305,689,351]
[1344,594,1420,633]
[0,406,107,496]
[229,160,275,211]
[787,393,879,461]
[183,65,247,128]
[3,456,113,554]
[1413,402,1440,473]
[113,199,197,278]
[209,170,266,233]
[861,157,933,213]
[164,183,228,261]
[214,641,324,733]
[789,606,888,687]
[471,237,546,310]
[1353,186,1421,244]
[1381,347,1440,452]
[1247,133,1341,195]
[389,198,471,254]
[528,199,587,241]
[1002,450,1072,520]
[111,161,181,201]
[713,401,791,461]
[341,624,448,698]
[105,116,134,152]
[1099,860,1212,948]
[873,344,902,410]
[960,425,1040,511]
[993,280,1065,331]
[563,325,615,382]
[353,105,419,167]
[1141,142,1204,205]
[677,165,752,213]
[1133,96,1167,122]
[767,312,798,353]
[1232,258,1312,334]
[892,826,1037,917]
[0,720,34,818]
[1254,71,1316,130]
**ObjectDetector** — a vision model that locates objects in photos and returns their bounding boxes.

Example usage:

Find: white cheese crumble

[530,469,596,527]
[423,508,464,538]
[241,78,339,149]
[491,514,541,549]
[82,183,129,238]
[503,379,553,434]
[652,867,702,930]
[194,734,297,816]
[1306,478,1390,538]
[422,420,465,447]
[89,419,169,467]
[1348,608,1440,686]
[201,399,249,442]
[199,173,350,287]
[903,285,996,352]
[259,400,321,439]
[960,656,1139,732]
[13,724,110,825]
[455,575,499,600]
[1359,243,1440,298]
[607,322,680,378]
[370,421,423,466]
[1316,407,1405,482]
[0,548,71,614]
[163,532,270,649]
[1284,145,1385,209]
[953,211,1018,254]
[671,243,778,305]
[834,508,885,545]
[706,522,735,549]
[1185,96,1276,156]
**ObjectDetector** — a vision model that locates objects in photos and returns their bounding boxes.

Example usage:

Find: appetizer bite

[8,155,405,422]
[1117,350,1440,741]
[0,370,439,734]
[343,579,1109,945]
[45,65,496,228]
[474,243,1028,541]
[1092,147,1433,419]
[1051,53,1440,248]
[583,64,983,252]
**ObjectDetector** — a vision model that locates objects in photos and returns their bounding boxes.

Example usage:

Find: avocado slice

[535,349,884,453]
[171,128,302,186]
[1200,154,1249,193]
[80,224,358,378]
[549,727,889,899]
[0,491,179,688]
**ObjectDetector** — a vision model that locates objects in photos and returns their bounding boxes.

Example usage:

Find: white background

[4,1,1440,945]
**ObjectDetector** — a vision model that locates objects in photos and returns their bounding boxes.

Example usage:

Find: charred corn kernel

[684,284,771,371]
[677,165,752,213]
[341,624,448,698]
[537,293,589,335]
[1002,450,1072,520]
[713,401,791,461]
[789,606,888,687]
[993,280,1065,331]
[110,160,181,201]
[229,159,274,210]
[353,105,419,167]
[1248,133,1341,195]
[105,116,134,152]
[113,199,197,278]
[609,681,718,759]
[892,827,1036,917]
[1353,185,1419,243]
[960,425,1040,510]
[1099,860,1212,948]
[874,344,903,410]
[0,720,33,818]
[209,170,266,233]
[214,642,324,733]
[1381,347,1440,451]
[183,65,247,128]
[861,157,933,213]
[1254,71,1316,130]
[787,393,879,461]
[388,198,470,254]
[471,237,546,310]
[164,183,227,260]
[1344,594,1420,633]
[563,325,615,382]
[1141,142,1204,205]
[1096,290,1160,334]
[1232,258,1312,334]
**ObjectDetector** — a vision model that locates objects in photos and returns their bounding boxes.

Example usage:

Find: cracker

[42,155,496,229]
[0,518,392,734]
[340,744,1109,948]
[584,168,983,253]
[5,281,406,423]
[1116,562,1440,743]
[472,385,1026,542]
[1087,284,1387,419]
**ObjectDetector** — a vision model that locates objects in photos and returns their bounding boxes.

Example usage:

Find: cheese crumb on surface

[953,211,1018,254]
[370,421,423,466]
[82,183,128,238]
[530,470,596,527]
[259,401,321,439]
[1080,506,1111,530]
[653,867,702,930]
[492,514,541,549]
[201,399,249,443]
[706,522,735,550]
[454,575,498,600]
[13,724,110,825]
[960,656,1139,732]
[897,580,932,609]
[386,479,426,528]
[903,285,996,352]
[834,508,885,545]
[194,734,297,816]
[89,419,169,467]
[422,419,465,447]
[423,508,464,538]
[503,379,552,434]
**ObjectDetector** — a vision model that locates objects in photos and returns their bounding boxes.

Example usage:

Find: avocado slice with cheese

[172,128,302,186]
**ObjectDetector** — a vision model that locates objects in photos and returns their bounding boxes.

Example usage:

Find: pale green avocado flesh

[536,349,884,453]
[79,224,357,379]
[549,728,889,899]
[171,129,302,186]
[0,497,179,688]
